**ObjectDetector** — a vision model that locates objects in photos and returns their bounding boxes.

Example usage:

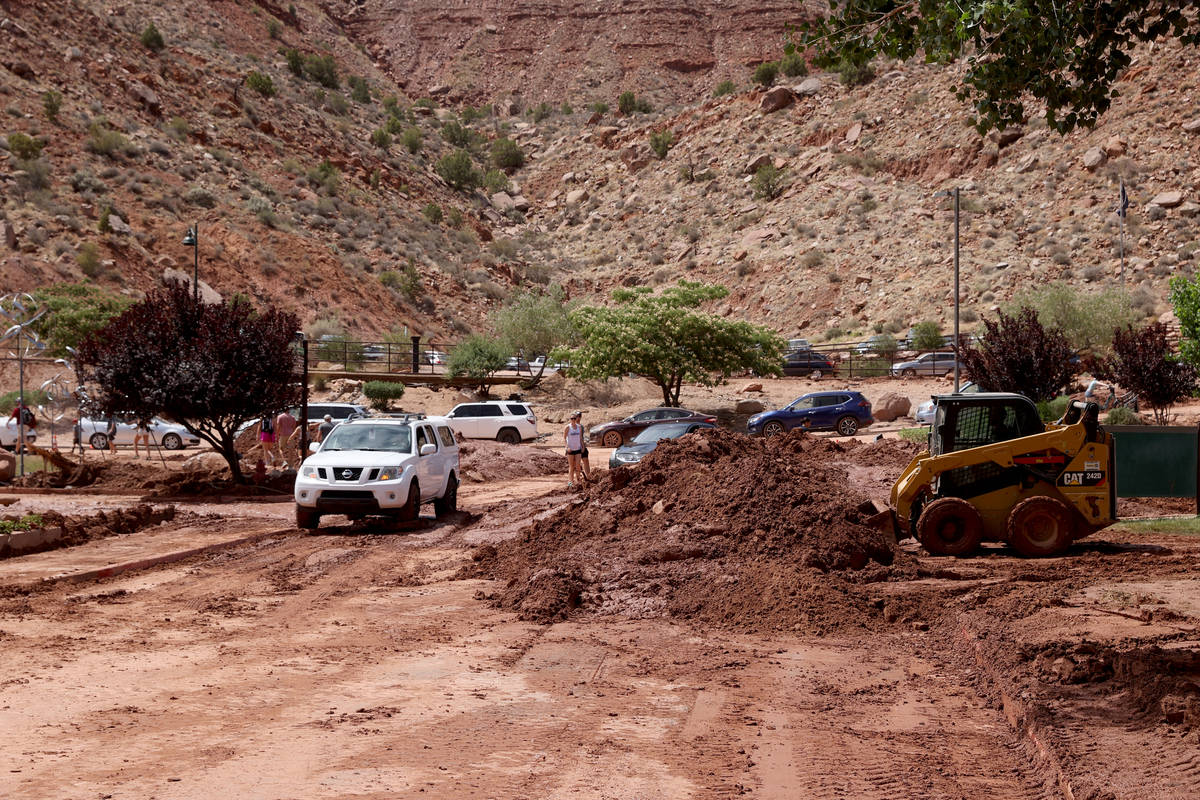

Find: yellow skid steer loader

[889,394,1115,557]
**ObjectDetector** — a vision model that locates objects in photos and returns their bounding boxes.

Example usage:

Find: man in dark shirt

[317,414,336,442]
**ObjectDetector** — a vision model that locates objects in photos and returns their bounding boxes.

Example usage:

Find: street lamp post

[182,223,199,302]
[297,334,310,458]
[1,293,47,478]
[935,188,962,392]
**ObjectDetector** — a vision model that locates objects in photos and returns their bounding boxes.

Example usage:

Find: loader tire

[1007,496,1074,557]
[917,497,984,556]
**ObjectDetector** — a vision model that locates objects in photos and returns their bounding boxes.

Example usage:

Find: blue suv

[747,391,873,437]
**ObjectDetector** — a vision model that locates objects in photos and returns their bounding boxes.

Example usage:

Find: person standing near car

[564,411,586,488]
[132,416,152,459]
[257,414,276,466]
[106,416,118,454]
[318,414,336,442]
[273,408,298,467]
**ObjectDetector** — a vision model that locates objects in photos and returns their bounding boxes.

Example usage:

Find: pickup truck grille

[331,467,364,481]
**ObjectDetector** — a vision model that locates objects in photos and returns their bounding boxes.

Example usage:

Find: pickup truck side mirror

[420,443,437,456]
[308,442,320,453]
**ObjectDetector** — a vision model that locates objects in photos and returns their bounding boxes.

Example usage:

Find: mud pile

[0,504,176,559]
[472,428,899,633]
[458,441,567,483]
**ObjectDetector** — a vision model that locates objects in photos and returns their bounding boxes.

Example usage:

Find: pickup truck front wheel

[296,507,321,531]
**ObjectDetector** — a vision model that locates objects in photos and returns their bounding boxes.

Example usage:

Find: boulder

[1014,153,1039,173]
[594,126,620,146]
[127,80,161,116]
[565,188,589,205]
[1102,135,1127,157]
[845,122,862,144]
[759,85,794,113]
[745,153,772,174]
[107,214,133,235]
[991,127,1024,148]
[181,451,229,473]
[1150,191,1184,208]
[740,383,764,393]
[735,399,765,414]
[1177,202,1200,218]
[872,392,911,422]
[162,268,222,304]
[510,194,531,212]
[490,192,516,213]
[1082,147,1107,170]
[428,84,450,96]
[793,78,822,96]
[0,450,15,482]
[1182,117,1200,133]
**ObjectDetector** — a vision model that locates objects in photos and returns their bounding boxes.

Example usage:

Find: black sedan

[782,350,834,376]
[608,422,716,468]
[589,407,717,447]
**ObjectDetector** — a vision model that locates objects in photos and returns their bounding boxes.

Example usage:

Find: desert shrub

[42,90,62,123]
[413,97,435,109]
[1103,406,1141,425]
[780,50,808,77]
[247,197,278,227]
[283,47,304,76]
[184,185,216,208]
[398,260,422,299]
[435,149,481,191]
[307,160,339,195]
[370,128,391,149]
[98,205,112,233]
[530,101,553,122]
[836,57,875,87]
[442,120,471,147]
[712,80,736,97]
[347,75,370,103]
[77,242,101,276]
[591,101,609,114]
[422,203,443,224]
[166,116,190,140]
[801,249,824,268]
[87,121,133,158]
[909,321,944,350]
[617,91,652,114]
[483,169,509,193]
[6,132,44,160]
[752,163,786,199]
[140,22,165,52]
[325,92,349,115]
[649,129,674,159]
[960,308,979,323]
[560,102,573,115]
[1036,395,1072,422]
[245,71,276,97]
[401,126,422,154]
[491,137,524,170]
[753,61,779,87]
[266,19,282,39]
[304,53,339,88]
[362,380,406,411]
[379,270,400,289]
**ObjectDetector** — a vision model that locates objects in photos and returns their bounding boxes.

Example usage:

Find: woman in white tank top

[564,410,587,488]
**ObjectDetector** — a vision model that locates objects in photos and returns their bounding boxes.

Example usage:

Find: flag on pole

[1118,181,1129,218]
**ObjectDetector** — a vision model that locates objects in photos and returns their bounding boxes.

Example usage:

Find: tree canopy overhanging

[799,0,1200,133]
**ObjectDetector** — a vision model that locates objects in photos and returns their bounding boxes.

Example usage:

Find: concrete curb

[34,528,297,588]
[957,620,1077,800]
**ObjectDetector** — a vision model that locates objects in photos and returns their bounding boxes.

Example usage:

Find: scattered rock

[745,153,772,174]
[180,451,228,473]
[741,383,764,394]
[594,126,620,146]
[127,80,161,115]
[1150,191,1183,208]
[1082,147,1107,170]
[1103,135,1127,157]
[510,194,530,212]
[565,188,589,205]
[1182,117,1200,133]
[872,392,911,422]
[794,78,822,96]
[735,399,765,414]
[845,122,862,144]
[65,46,83,62]
[428,84,450,96]
[1014,153,1039,173]
[991,127,1024,148]
[732,248,748,262]
[107,214,133,235]
[759,86,794,113]
[1177,202,1200,218]
[3,61,35,80]
[491,192,516,213]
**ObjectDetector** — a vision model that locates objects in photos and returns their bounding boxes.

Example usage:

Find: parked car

[294,414,459,530]
[854,334,897,356]
[786,338,812,352]
[608,421,716,468]
[747,391,873,437]
[782,350,835,377]
[445,401,538,443]
[589,407,717,447]
[891,352,962,377]
[0,418,36,450]
[504,355,531,372]
[423,350,448,366]
[916,382,979,425]
[78,415,201,450]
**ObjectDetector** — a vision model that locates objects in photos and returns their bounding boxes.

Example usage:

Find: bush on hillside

[753,61,779,87]
[362,381,406,411]
[140,22,165,52]
[491,137,524,170]
[712,80,736,97]
[780,50,808,77]
[245,71,276,97]
[401,127,422,154]
[6,132,44,161]
[649,129,674,159]
[752,163,786,200]
[436,149,481,191]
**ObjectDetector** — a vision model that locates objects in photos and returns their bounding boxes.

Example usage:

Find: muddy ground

[0,427,1198,798]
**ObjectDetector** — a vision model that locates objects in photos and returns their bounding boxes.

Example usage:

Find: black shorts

[567,448,582,456]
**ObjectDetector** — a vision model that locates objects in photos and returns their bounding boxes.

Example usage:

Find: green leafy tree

[74,283,301,483]
[909,321,944,351]
[492,286,576,387]
[490,137,524,170]
[436,149,481,191]
[959,307,1074,401]
[1008,281,1138,351]
[362,380,406,411]
[753,61,779,87]
[1170,274,1200,369]
[869,333,898,358]
[562,282,784,406]
[798,0,1200,134]
[1096,322,1196,425]
[30,283,134,356]
[649,129,674,159]
[447,335,509,395]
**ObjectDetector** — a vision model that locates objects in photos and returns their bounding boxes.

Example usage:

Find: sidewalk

[0,517,293,588]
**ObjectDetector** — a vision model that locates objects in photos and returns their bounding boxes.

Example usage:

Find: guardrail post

[411,335,420,374]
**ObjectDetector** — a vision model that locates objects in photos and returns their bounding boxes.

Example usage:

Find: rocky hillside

[1,0,1198,348]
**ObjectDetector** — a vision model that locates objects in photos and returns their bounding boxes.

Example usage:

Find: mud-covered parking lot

[0,433,1197,799]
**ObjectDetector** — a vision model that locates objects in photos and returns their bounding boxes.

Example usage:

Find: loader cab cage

[931,394,1044,457]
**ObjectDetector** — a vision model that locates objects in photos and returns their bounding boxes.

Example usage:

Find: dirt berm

[471,428,900,633]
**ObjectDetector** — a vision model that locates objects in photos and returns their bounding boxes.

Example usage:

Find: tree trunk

[219,431,246,483]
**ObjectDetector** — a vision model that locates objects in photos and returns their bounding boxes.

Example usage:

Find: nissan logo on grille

[341,469,353,480]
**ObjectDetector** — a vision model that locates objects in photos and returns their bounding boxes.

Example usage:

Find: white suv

[294,415,459,530]
[445,401,538,443]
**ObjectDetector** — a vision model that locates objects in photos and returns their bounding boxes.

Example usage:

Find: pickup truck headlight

[300,465,321,478]
[375,466,404,481]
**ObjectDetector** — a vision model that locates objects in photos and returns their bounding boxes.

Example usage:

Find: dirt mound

[140,468,294,498]
[471,428,896,632]
[458,441,567,483]
[1,504,177,559]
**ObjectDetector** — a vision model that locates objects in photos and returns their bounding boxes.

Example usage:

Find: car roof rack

[370,412,427,422]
